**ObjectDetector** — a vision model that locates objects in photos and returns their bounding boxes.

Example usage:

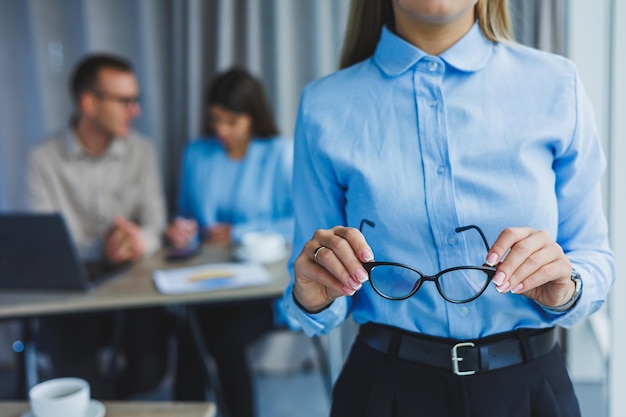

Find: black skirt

[330,325,581,417]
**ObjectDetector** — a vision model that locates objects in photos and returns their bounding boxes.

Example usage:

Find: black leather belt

[359,323,558,376]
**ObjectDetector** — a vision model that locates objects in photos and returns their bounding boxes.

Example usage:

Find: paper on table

[152,262,271,294]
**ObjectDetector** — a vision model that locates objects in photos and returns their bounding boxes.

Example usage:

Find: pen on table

[188,270,235,282]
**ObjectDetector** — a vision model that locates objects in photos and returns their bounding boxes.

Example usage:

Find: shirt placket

[414,58,476,337]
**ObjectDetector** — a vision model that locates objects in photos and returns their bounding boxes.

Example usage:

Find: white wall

[608,0,626,415]
[567,1,626,416]
[565,0,612,383]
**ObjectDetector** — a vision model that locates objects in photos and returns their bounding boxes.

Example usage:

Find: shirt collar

[374,21,494,76]
[64,127,126,160]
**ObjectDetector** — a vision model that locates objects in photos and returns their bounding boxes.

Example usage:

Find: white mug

[238,232,286,263]
[29,377,90,417]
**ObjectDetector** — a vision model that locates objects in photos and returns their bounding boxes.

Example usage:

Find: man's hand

[105,216,145,263]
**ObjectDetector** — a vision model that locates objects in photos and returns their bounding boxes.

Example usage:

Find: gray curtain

[510,0,566,54]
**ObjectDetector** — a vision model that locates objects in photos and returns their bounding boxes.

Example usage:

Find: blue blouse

[177,136,294,243]
[283,23,614,339]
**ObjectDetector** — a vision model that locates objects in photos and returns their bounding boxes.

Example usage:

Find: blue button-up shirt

[283,23,614,339]
[177,136,294,243]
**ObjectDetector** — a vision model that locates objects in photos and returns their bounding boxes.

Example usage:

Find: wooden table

[0,244,290,318]
[0,401,216,417]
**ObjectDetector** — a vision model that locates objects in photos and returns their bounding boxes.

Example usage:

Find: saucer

[21,399,105,417]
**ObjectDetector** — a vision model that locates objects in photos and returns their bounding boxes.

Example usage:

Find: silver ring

[313,246,327,264]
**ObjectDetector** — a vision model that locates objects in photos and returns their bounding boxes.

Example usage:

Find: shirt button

[459,306,469,316]
[437,166,446,175]
[447,235,457,245]
[428,61,438,72]
[427,100,438,107]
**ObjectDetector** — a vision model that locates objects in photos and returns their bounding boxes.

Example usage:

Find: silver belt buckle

[451,341,476,376]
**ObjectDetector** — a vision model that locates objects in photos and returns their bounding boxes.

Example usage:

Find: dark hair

[70,53,134,104]
[339,0,512,69]
[205,68,279,138]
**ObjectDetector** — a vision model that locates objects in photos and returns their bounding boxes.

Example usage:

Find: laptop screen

[0,213,100,291]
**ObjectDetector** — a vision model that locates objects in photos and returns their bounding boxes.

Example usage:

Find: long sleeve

[136,143,167,255]
[282,94,352,336]
[25,131,168,261]
[174,137,295,245]
[27,148,57,212]
[544,73,614,326]
[230,139,295,243]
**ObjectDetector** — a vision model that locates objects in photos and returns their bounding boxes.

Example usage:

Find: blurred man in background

[27,53,169,399]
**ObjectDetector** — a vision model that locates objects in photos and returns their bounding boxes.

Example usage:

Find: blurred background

[0,1,625,416]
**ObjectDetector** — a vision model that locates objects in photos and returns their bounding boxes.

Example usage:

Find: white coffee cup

[29,377,90,417]
[237,232,287,263]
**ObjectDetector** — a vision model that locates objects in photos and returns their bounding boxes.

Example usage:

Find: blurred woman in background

[167,67,294,417]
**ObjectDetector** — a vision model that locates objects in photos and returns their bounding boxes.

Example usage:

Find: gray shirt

[27,129,166,260]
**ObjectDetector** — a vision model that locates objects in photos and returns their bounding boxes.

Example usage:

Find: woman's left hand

[486,227,575,308]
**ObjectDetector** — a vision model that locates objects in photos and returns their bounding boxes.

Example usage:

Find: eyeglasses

[92,90,141,107]
[359,219,497,304]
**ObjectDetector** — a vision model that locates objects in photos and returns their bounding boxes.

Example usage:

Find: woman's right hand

[292,226,374,313]
[166,218,198,249]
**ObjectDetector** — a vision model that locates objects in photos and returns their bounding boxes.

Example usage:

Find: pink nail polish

[493,271,505,285]
[496,281,510,293]
[486,252,498,266]
[349,277,361,289]
[511,283,523,293]
[342,285,356,296]
[355,269,369,283]
[362,250,374,262]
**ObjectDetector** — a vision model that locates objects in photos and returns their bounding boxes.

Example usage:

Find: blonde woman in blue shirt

[283,1,614,416]
[167,68,293,417]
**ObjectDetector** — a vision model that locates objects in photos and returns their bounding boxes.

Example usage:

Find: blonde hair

[476,0,512,43]
[339,0,513,69]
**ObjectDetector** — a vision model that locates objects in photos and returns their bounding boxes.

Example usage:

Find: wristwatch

[543,269,583,312]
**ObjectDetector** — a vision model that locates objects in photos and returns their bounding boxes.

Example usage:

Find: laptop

[0,213,128,291]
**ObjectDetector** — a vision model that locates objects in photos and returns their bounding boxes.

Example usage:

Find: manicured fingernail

[511,283,523,293]
[342,285,356,296]
[362,250,374,262]
[355,269,369,283]
[493,271,505,285]
[486,253,498,266]
[349,278,362,290]
[495,278,510,293]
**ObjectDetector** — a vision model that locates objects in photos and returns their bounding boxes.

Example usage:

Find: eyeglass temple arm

[359,219,375,233]
[360,220,490,253]
[454,225,490,253]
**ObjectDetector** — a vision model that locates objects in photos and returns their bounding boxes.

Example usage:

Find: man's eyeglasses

[359,219,497,304]
[92,90,141,107]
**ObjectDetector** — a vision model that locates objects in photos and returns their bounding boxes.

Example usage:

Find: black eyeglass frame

[359,219,497,304]
[91,89,141,107]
